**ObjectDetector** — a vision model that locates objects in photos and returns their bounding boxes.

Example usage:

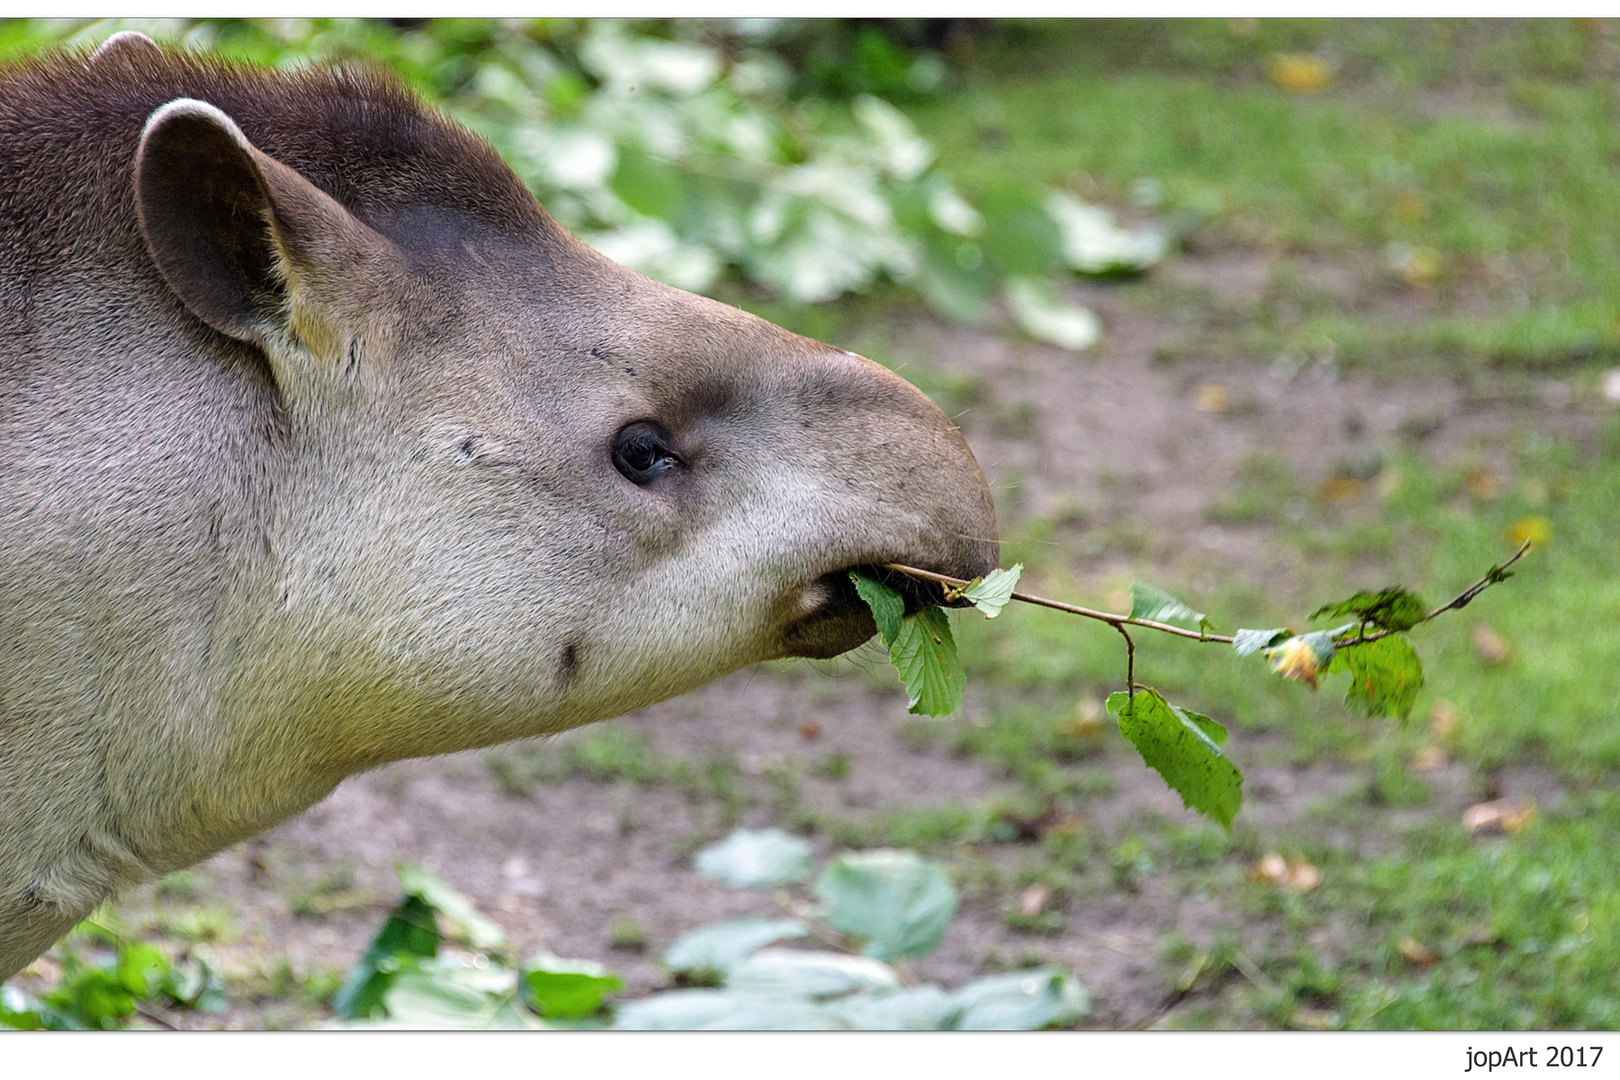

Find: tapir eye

[613,421,682,485]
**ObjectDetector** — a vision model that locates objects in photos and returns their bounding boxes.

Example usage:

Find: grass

[911,20,1620,376]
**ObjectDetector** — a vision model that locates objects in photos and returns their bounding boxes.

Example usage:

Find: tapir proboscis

[0,33,997,978]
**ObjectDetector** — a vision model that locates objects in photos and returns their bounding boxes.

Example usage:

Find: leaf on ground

[1129,582,1209,631]
[724,949,901,1000]
[1233,627,1291,657]
[520,954,623,1019]
[826,986,957,1030]
[663,918,810,979]
[397,864,508,952]
[329,893,440,1020]
[378,960,536,1030]
[612,989,842,1030]
[948,970,1091,1030]
[959,564,1022,617]
[1327,635,1425,721]
[1310,586,1427,633]
[1107,689,1243,829]
[814,849,959,962]
[693,828,812,888]
[852,572,965,715]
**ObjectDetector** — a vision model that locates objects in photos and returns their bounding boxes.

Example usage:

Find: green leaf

[892,607,963,715]
[1310,586,1428,633]
[1233,627,1291,657]
[613,989,842,1030]
[1328,635,1426,721]
[814,850,959,962]
[1130,582,1209,631]
[115,944,168,998]
[851,572,904,646]
[693,828,812,888]
[396,865,508,952]
[959,563,1022,617]
[825,986,957,1030]
[1107,689,1244,830]
[663,917,810,979]
[379,961,537,1030]
[520,954,624,1019]
[0,987,44,1031]
[724,949,901,1000]
[948,970,1091,1030]
[329,893,440,1020]
[1173,703,1228,745]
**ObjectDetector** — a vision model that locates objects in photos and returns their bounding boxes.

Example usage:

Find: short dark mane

[0,43,552,274]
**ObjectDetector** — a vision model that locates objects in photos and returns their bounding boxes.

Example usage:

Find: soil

[31,250,1611,1030]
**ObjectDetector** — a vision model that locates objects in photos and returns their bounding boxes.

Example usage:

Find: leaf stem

[881,563,1237,644]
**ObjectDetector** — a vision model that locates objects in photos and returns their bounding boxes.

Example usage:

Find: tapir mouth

[777,561,976,660]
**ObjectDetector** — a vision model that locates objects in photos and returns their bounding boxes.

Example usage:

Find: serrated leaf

[330,893,440,1020]
[1107,689,1243,830]
[725,949,901,1000]
[851,574,966,716]
[1310,586,1427,633]
[825,986,957,1030]
[1129,582,1209,632]
[520,954,623,1019]
[851,572,903,646]
[949,969,1091,1030]
[1233,627,1291,657]
[891,607,964,715]
[663,918,810,978]
[397,865,507,952]
[959,564,1022,617]
[814,850,959,962]
[1327,635,1425,721]
[693,828,812,888]
[1172,703,1228,745]
[612,989,842,1030]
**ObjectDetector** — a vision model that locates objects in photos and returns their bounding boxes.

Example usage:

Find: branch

[1332,539,1532,649]
[882,563,1236,644]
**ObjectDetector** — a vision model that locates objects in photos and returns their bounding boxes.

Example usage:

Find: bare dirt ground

[43,251,1608,1030]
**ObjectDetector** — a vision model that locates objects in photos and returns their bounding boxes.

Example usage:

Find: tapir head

[132,93,997,767]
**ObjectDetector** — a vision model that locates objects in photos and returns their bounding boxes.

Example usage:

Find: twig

[885,539,1530,653]
[882,564,1237,644]
[1330,539,1532,649]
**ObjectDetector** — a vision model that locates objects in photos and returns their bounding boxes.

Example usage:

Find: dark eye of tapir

[613,421,682,485]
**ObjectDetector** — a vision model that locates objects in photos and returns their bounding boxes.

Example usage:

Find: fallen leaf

[1386,242,1441,286]
[1602,367,1620,404]
[1284,859,1322,893]
[1289,1007,1340,1030]
[1058,697,1106,738]
[1471,624,1511,666]
[1413,746,1449,772]
[1429,699,1460,739]
[1195,383,1230,413]
[1253,853,1288,884]
[1319,476,1364,503]
[1018,885,1050,917]
[1268,53,1332,93]
[1395,193,1428,221]
[797,718,822,741]
[1462,798,1536,835]
[1465,467,1499,500]
[1396,936,1440,967]
[1505,515,1551,549]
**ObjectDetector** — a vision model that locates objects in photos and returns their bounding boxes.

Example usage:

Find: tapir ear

[134,98,398,362]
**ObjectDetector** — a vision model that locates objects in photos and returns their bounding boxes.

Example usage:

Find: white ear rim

[88,30,162,66]
[140,98,258,160]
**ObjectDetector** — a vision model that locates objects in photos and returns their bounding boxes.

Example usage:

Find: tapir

[0,33,997,978]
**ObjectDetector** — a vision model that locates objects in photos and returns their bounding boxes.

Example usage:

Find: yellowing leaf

[1267,53,1332,94]
[1506,515,1551,548]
